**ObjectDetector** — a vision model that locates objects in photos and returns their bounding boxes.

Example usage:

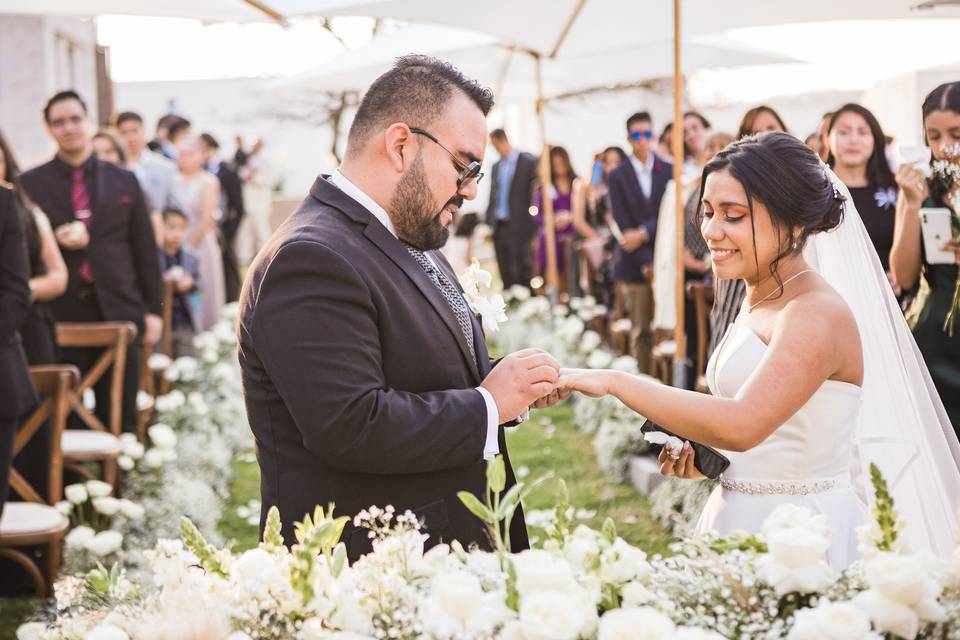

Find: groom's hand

[481,348,560,423]
[530,387,572,409]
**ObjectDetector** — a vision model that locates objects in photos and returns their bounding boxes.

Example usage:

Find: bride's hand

[658,442,706,480]
[557,368,614,397]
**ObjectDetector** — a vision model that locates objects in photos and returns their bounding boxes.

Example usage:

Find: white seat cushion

[62,430,121,456]
[0,502,68,536]
[653,340,677,357]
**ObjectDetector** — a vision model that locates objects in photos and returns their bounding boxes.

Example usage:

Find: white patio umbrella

[275,0,960,385]
[0,0,285,23]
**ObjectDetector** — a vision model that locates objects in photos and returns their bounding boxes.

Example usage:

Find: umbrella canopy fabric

[274,0,960,58]
[280,23,796,100]
[0,0,282,23]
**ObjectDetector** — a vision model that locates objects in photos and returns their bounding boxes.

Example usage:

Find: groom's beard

[390,152,456,251]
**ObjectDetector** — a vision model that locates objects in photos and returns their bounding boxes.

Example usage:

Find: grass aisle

[218,402,672,556]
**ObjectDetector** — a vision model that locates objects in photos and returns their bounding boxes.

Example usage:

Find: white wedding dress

[695,309,868,569]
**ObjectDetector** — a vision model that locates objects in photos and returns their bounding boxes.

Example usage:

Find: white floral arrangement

[18,458,959,640]
[458,260,508,333]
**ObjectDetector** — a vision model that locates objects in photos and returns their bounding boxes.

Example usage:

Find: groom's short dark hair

[347,55,494,150]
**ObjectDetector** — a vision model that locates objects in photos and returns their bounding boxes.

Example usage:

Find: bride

[559,131,960,568]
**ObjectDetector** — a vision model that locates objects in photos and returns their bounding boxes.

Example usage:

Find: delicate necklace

[748,269,815,312]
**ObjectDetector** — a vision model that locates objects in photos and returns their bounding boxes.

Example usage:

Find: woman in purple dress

[534,146,583,294]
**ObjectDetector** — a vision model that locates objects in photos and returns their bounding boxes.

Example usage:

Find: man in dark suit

[485,129,538,288]
[239,55,565,561]
[608,111,672,373]
[199,133,245,302]
[0,181,37,515]
[20,90,163,435]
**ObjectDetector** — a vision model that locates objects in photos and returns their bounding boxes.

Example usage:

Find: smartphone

[590,160,604,186]
[920,207,955,265]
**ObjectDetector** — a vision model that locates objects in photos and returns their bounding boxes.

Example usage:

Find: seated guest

[159,208,201,357]
[19,90,163,435]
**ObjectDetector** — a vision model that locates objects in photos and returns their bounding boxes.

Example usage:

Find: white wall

[0,14,98,168]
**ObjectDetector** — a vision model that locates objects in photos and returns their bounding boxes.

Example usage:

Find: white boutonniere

[458,259,508,333]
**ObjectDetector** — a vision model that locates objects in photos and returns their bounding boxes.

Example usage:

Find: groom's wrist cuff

[475,387,500,459]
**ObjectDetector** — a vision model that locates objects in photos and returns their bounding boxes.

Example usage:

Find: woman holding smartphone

[890,81,960,433]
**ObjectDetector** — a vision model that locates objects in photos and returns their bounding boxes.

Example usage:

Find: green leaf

[331,542,347,577]
[505,557,520,612]
[487,455,506,493]
[497,483,524,521]
[180,516,228,577]
[602,517,617,545]
[458,491,494,523]
[451,539,469,563]
[262,506,284,550]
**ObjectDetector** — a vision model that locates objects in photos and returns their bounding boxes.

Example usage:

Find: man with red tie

[20,90,163,434]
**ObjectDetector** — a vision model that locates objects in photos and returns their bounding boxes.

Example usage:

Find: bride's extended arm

[562,294,860,452]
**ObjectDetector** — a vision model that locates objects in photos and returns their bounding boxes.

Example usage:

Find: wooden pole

[672,0,688,387]
[534,53,559,295]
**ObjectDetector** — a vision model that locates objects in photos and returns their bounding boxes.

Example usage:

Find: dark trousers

[0,418,15,518]
[493,221,533,288]
[222,234,242,303]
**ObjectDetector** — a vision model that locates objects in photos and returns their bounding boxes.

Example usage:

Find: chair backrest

[56,322,136,436]
[10,366,79,505]
[161,279,174,358]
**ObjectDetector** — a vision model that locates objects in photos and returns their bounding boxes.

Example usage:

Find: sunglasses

[409,126,484,188]
[629,130,654,141]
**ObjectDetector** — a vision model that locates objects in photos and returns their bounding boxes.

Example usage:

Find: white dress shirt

[629,152,656,199]
[328,170,501,458]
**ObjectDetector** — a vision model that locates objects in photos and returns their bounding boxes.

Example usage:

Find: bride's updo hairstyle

[698,130,845,287]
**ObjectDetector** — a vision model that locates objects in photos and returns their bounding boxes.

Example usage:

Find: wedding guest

[737,105,788,139]
[1,130,59,503]
[0,173,35,518]
[199,132,245,302]
[235,139,274,266]
[172,136,224,330]
[149,114,184,159]
[159,208,200,357]
[609,111,673,372]
[826,104,898,276]
[92,130,126,166]
[890,81,960,431]
[683,111,711,177]
[233,135,249,169]
[815,111,833,163]
[167,118,192,151]
[19,90,163,435]
[582,146,625,307]
[486,128,538,289]
[116,111,183,247]
[533,145,582,295]
[657,122,676,164]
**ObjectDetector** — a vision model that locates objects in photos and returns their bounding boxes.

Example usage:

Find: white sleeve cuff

[476,387,500,459]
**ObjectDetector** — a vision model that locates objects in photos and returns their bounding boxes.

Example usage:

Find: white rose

[428,571,484,623]
[85,530,123,556]
[64,483,88,504]
[765,527,832,569]
[862,551,941,608]
[85,480,113,498]
[55,501,72,516]
[586,350,614,369]
[16,622,47,640]
[155,389,185,412]
[117,456,134,471]
[519,590,585,640]
[621,580,657,607]
[673,629,729,640]
[852,590,919,639]
[92,496,121,517]
[119,434,144,459]
[762,504,829,537]
[143,448,166,469]
[512,549,580,596]
[580,331,602,353]
[508,285,531,302]
[788,600,880,640]
[118,499,145,520]
[147,423,178,450]
[598,607,674,640]
[65,525,96,549]
[563,525,600,569]
[83,624,129,640]
[231,548,283,597]
[609,355,639,374]
[599,538,648,584]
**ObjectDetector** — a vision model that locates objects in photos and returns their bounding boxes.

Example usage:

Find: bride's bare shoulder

[780,282,860,344]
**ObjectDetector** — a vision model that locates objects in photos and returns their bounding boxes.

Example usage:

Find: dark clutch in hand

[640,420,730,480]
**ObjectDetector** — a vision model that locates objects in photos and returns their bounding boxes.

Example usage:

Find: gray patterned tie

[403,243,477,366]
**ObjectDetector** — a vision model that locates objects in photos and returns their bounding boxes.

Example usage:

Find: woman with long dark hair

[827,104,898,274]
[890,81,960,432]
[533,145,581,294]
[736,105,788,140]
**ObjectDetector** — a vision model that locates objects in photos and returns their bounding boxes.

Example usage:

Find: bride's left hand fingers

[676,443,694,477]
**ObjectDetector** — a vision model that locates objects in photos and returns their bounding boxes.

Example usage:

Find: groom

[238,55,563,560]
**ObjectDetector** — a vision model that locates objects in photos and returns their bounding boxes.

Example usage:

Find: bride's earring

[791,239,798,250]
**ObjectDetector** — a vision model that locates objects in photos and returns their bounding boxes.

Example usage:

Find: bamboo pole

[534,53,559,295]
[672,0,688,387]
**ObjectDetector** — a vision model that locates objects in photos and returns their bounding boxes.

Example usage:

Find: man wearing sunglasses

[608,111,673,373]
[239,55,566,562]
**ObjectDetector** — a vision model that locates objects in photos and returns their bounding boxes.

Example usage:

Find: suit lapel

[311,177,481,382]
[621,159,648,210]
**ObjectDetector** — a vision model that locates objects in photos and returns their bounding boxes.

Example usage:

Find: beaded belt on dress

[719,474,847,496]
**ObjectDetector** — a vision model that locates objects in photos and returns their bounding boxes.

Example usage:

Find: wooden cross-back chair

[0,366,78,597]
[56,321,136,490]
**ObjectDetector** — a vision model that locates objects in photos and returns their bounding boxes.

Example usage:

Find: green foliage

[181,516,229,577]
[289,505,350,608]
[261,506,284,551]
[869,462,900,552]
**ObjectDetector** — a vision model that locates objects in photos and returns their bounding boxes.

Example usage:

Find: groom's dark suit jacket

[238,176,528,560]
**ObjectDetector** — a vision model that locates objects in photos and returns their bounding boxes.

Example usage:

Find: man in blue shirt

[485,129,538,288]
